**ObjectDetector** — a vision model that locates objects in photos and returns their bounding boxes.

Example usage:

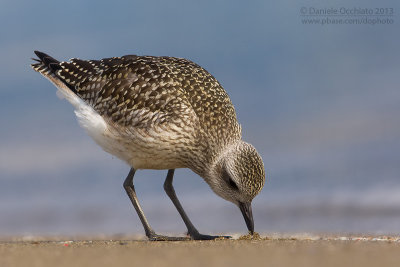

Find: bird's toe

[190,233,231,240]
[148,234,190,241]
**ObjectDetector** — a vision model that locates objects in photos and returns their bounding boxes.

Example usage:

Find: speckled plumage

[33,53,243,174]
[32,51,265,238]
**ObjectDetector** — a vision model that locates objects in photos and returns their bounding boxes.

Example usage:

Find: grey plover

[31,51,265,240]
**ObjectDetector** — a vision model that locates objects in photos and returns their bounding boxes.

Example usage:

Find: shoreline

[1,233,400,242]
[2,235,400,267]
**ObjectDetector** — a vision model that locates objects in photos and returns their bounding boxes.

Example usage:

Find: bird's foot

[147,233,190,241]
[189,232,231,240]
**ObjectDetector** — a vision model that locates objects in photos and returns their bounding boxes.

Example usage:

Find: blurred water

[1,150,400,236]
[0,0,399,236]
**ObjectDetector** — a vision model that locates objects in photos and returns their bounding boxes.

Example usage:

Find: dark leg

[164,169,230,240]
[123,168,189,241]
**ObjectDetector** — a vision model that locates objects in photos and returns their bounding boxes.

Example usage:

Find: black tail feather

[31,51,77,94]
[34,50,59,64]
[33,51,61,72]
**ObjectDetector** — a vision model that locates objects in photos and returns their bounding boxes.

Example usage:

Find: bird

[31,51,265,241]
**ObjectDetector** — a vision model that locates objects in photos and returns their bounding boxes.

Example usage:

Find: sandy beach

[1,235,400,267]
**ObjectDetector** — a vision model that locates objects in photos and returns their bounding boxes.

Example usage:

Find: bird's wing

[32,52,241,145]
[35,54,196,130]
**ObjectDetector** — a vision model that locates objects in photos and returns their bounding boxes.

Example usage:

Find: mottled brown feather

[55,55,242,148]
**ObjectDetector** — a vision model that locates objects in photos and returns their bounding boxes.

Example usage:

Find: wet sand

[1,235,400,267]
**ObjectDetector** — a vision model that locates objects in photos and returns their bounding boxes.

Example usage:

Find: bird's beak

[239,202,254,234]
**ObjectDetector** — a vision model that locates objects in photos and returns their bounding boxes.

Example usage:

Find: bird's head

[208,141,265,234]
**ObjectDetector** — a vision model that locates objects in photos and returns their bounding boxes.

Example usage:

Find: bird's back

[32,52,241,171]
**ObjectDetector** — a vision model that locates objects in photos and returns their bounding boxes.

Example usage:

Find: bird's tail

[31,51,62,77]
[31,51,81,106]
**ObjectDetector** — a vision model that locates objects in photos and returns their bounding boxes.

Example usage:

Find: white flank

[44,75,116,159]
[50,78,107,142]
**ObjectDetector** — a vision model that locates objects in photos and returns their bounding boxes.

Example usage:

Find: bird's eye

[228,178,239,190]
[222,168,239,190]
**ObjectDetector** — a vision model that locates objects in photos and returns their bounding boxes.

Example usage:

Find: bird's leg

[164,169,231,240]
[123,168,189,241]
